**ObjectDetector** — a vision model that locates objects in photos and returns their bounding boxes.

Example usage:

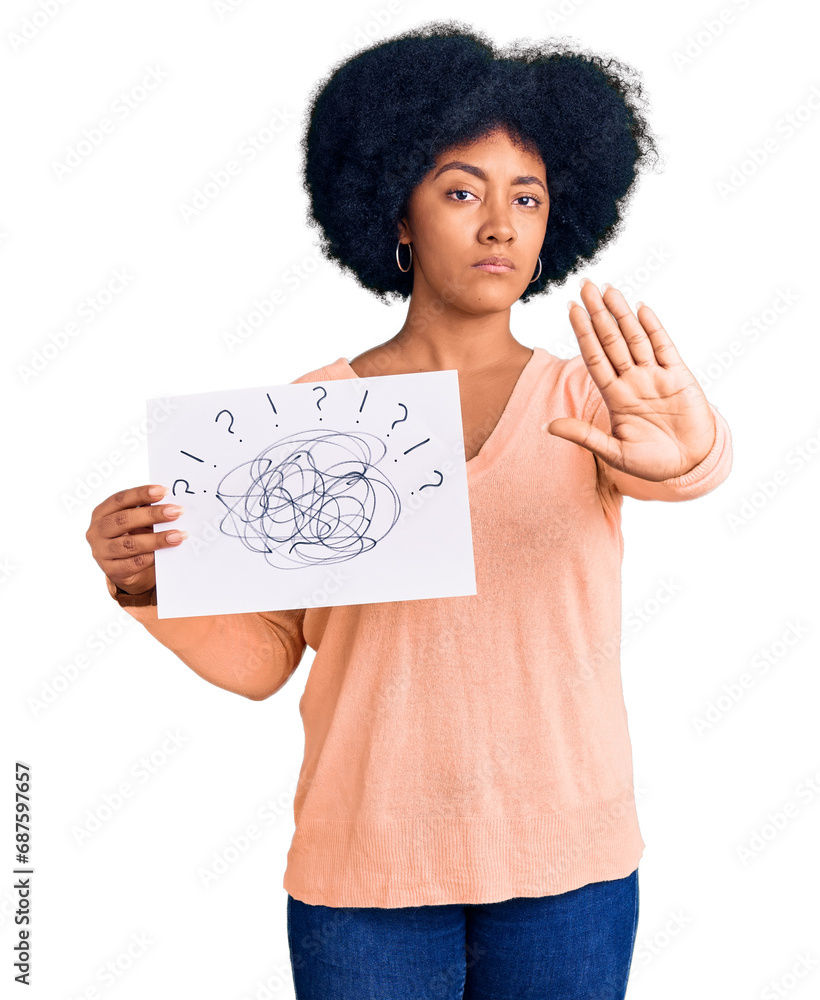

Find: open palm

[547,280,717,482]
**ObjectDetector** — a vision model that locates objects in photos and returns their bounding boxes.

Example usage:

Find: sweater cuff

[105,575,157,608]
[658,403,729,490]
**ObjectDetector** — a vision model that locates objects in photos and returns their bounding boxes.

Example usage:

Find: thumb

[546,417,619,465]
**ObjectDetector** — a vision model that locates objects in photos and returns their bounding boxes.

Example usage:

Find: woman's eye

[446,189,542,207]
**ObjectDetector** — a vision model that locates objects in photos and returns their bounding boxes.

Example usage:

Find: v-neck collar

[328,346,551,479]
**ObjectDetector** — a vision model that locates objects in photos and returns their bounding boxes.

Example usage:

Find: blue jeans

[287,867,639,999]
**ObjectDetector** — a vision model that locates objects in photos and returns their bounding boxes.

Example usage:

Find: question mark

[313,386,327,412]
[215,409,234,433]
[418,470,444,491]
[172,479,195,496]
[215,409,242,441]
[390,402,408,430]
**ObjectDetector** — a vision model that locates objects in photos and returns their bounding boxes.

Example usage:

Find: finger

[547,416,625,471]
[105,524,188,562]
[576,279,635,375]
[92,484,168,523]
[633,301,684,369]
[568,294,619,392]
[598,284,656,366]
[96,501,184,540]
[102,528,188,585]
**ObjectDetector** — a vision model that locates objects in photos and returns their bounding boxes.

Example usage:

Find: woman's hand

[547,279,717,482]
[86,485,187,595]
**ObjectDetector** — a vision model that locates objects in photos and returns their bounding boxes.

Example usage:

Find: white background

[2,1,818,997]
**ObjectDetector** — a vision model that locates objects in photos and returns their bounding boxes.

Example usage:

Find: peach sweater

[108,346,733,907]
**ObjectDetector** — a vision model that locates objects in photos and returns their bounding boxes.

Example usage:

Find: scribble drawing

[216,429,402,568]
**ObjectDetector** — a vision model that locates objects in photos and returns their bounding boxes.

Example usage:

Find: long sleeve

[97,361,336,698]
[582,379,734,502]
[106,577,307,700]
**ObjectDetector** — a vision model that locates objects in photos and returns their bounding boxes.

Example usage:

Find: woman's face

[398,128,549,315]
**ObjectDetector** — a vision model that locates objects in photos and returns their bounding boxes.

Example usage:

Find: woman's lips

[471,263,514,273]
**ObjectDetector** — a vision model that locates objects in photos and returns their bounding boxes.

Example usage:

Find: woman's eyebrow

[432,161,547,193]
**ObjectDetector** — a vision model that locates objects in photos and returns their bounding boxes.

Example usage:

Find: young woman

[85,21,733,999]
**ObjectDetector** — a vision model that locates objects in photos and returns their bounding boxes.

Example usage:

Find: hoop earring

[396,240,412,273]
[529,256,542,285]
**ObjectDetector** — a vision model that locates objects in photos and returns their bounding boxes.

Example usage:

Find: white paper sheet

[147,368,476,618]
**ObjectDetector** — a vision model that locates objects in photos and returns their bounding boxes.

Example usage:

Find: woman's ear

[396,203,413,243]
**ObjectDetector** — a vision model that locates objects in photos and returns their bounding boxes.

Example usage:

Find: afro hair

[300,20,662,304]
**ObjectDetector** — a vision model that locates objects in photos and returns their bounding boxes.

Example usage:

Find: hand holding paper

[86,483,186,596]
